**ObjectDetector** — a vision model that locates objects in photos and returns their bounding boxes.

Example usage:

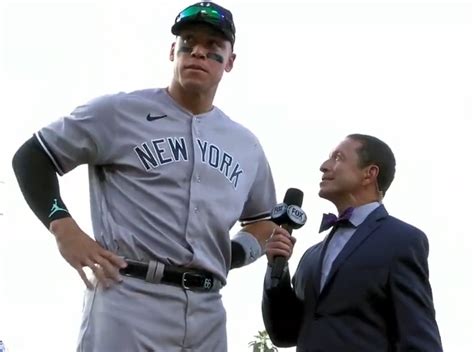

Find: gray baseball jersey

[36,87,276,283]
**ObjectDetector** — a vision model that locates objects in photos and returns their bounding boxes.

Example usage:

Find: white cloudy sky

[0,0,473,351]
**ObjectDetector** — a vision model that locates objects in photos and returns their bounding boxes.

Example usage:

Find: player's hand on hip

[265,227,296,264]
[50,218,127,289]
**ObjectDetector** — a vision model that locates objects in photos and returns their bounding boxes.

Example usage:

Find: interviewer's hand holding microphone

[266,188,307,288]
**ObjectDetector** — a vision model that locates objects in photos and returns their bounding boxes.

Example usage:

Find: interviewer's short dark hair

[347,134,396,196]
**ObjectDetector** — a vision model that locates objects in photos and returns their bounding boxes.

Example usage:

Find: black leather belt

[119,259,223,292]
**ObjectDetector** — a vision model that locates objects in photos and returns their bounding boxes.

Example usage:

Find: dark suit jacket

[262,205,442,352]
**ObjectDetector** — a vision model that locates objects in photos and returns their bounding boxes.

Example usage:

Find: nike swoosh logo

[146,113,167,121]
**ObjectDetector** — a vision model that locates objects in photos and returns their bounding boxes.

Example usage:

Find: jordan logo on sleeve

[49,198,69,218]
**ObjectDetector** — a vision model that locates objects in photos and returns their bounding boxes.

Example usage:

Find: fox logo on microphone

[271,203,287,219]
[271,203,307,229]
[287,205,307,228]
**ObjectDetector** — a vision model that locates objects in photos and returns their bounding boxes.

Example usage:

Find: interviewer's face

[319,138,367,201]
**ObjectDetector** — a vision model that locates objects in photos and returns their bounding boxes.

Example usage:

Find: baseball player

[12,2,289,351]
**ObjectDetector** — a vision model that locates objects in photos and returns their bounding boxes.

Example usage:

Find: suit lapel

[318,205,388,298]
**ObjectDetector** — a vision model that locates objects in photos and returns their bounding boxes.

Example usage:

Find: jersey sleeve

[239,143,277,224]
[35,94,117,175]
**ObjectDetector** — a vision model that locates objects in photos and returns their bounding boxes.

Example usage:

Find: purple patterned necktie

[319,207,354,233]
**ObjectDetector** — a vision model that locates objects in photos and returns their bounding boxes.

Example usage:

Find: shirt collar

[348,201,381,227]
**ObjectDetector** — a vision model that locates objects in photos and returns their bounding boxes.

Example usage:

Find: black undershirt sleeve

[12,136,71,229]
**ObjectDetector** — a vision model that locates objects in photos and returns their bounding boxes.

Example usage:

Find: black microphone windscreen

[283,188,304,207]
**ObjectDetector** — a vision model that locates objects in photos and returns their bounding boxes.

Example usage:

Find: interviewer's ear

[362,165,379,186]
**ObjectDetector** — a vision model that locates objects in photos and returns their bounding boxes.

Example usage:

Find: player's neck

[167,83,216,115]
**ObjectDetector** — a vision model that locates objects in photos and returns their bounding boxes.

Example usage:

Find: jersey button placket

[192,118,202,216]
[193,118,201,184]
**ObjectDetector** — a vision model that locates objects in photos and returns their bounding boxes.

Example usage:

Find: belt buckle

[181,272,213,291]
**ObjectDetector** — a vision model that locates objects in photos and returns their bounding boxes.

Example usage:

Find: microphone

[270,188,307,288]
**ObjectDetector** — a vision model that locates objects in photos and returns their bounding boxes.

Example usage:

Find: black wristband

[230,241,246,269]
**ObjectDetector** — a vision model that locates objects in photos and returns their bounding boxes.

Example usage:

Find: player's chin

[181,78,215,92]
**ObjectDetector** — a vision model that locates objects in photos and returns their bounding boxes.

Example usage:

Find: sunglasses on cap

[172,2,236,46]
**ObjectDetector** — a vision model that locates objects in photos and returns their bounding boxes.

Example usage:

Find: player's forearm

[12,136,71,229]
[230,221,276,269]
[242,220,277,248]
